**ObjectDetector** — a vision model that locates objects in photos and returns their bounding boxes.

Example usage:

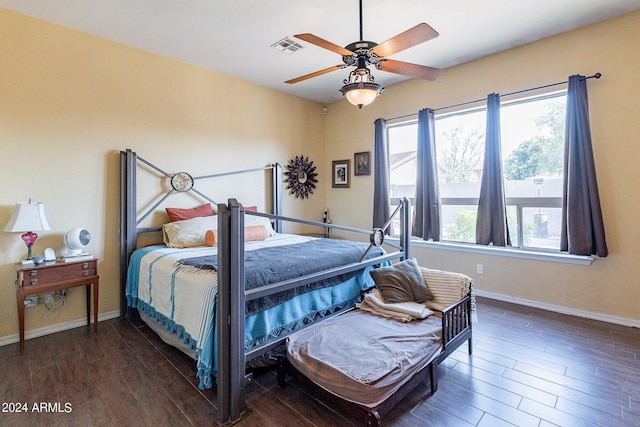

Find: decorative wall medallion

[285,155,318,199]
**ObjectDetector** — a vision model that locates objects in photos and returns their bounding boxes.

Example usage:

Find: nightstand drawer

[17,260,97,287]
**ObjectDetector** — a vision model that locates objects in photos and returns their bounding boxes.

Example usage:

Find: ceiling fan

[285,0,442,108]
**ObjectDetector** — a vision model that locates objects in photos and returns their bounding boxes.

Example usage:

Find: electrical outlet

[24,295,38,307]
[476,264,484,274]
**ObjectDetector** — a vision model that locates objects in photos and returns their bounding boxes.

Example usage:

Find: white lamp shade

[4,202,50,232]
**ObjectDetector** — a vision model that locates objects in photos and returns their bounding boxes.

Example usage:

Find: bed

[125,233,391,389]
[119,149,413,424]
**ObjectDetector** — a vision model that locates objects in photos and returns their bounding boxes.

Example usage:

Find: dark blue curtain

[560,75,608,256]
[476,93,511,246]
[412,108,440,240]
[373,118,390,230]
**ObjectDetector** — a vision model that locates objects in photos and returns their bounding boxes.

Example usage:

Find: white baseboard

[476,289,640,329]
[0,309,120,348]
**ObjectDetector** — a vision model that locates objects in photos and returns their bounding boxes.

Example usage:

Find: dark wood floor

[1,297,639,426]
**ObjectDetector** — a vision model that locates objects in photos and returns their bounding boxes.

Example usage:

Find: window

[388,92,566,252]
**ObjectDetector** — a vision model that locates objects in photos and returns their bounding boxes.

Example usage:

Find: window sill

[388,238,594,266]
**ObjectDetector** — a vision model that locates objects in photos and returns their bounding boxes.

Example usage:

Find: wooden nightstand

[15,259,99,354]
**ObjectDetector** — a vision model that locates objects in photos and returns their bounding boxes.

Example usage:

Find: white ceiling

[3,0,639,105]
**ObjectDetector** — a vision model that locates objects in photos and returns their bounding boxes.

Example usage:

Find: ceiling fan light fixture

[341,82,382,109]
[339,68,384,109]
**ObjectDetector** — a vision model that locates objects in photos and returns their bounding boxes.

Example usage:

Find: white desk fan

[64,228,91,256]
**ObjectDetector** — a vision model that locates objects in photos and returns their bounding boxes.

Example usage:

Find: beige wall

[324,10,640,323]
[2,8,639,344]
[0,9,326,340]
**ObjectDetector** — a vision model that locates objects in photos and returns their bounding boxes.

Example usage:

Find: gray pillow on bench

[370,258,434,303]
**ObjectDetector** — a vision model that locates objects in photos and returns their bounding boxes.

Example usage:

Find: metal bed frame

[216,199,411,424]
[119,149,412,425]
[119,148,282,319]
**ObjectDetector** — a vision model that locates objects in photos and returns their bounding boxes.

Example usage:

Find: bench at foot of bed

[277,295,472,427]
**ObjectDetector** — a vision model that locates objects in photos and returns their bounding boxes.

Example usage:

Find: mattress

[286,309,442,408]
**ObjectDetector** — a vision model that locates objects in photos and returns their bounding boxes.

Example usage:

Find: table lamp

[4,200,51,264]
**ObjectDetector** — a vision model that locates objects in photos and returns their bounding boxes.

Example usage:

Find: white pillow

[163,215,217,248]
[162,213,276,248]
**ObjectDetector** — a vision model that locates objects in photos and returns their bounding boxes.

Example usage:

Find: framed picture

[354,151,370,176]
[332,159,350,188]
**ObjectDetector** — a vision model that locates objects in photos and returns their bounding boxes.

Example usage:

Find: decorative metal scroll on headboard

[133,154,278,227]
[133,154,219,226]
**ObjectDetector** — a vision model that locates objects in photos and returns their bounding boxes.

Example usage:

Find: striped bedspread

[126,244,219,388]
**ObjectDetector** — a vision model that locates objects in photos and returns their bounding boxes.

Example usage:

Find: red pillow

[245,205,258,212]
[166,203,214,222]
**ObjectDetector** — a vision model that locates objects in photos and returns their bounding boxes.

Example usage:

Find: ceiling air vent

[271,37,304,54]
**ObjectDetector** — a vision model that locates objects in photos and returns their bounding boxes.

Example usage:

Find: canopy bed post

[217,199,247,424]
[400,197,411,260]
[120,149,137,319]
[271,163,282,232]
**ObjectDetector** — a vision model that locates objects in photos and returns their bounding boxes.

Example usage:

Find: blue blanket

[178,238,385,315]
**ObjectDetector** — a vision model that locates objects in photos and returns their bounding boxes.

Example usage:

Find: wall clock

[285,155,318,199]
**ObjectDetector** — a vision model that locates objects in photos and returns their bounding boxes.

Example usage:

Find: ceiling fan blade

[376,59,442,81]
[294,33,355,57]
[285,64,347,84]
[371,23,439,58]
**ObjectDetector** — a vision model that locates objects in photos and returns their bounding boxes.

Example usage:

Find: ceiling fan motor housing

[343,40,379,66]
[345,40,378,52]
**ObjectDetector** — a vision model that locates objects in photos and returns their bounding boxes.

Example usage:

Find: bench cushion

[286,309,442,408]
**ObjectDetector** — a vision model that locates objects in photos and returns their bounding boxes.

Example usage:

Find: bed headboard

[119,148,282,319]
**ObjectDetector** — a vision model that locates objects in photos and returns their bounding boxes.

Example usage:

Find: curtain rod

[388,72,602,122]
